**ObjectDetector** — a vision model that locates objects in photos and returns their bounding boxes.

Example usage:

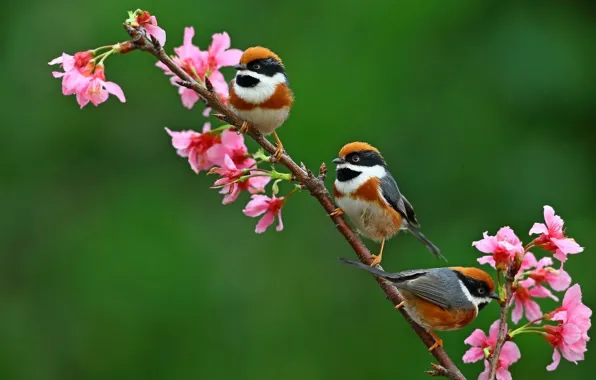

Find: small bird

[339,258,499,351]
[229,46,294,160]
[332,142,444,266]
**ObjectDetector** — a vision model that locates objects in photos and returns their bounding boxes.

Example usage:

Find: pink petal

[205,144,228,166]
[52,71,65,78]
[518,278,536,289]
[472,234,498,253]
[547,269,572,291]
[511,298,523,324]
[462,347,484,363]
[551,310,568,323]
[496,367,512,380]
[464,329,488,346]
[488,320,502,340]
[243,195,271,217]
[530,285,558,301]
[209,32,231,57]
[552,238,583,255]
[546,348,561,371]
[103,81,126,103]
[523,299,543,321]
[477,255,496,268]
[519,252,537,271]
[543,205,563,233]
[165,128,193,150]
[144,24,167,46]
[180,87,199,109]
[48,55,64,65]
[222,154,237,170]
[496,226,521,245]
[221,129,245,149]
[222,185,240,205]
[175,27,202,59]
[248,175,271,193]
[76,91,89,108]
[275,211,284,231]
[536,256,553,269]
[187,149,201,173]
[202,107,212,117]
[478,361,490,380]
[553,250,568,262]
[562,284,582,308]
[562,323,582,345]
[501,341,521,364]
[529,222,548,235]
[216,49,243,67]
[255,211,275,233]
[207,70,230,99]
[202,122,212,133]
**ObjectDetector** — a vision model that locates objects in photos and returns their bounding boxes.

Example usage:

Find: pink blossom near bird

[509,281,551,324]
[544,284,591,370]
[165,123,222,173]
[206,130,255,169]
[77,65,126,108]
[156,27,240,109]
[473,227,524,269]
[209,155,269,204]
[463,320,521,380]
[243,194,285,233]
[49,51,95,96]
[529,205,583,262]
[516,252,571,294]
[135,11,166,46]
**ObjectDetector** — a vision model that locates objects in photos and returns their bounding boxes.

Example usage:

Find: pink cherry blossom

[49,51,95,96]
[201,32,242,74]
[136,11,166,46]
[165,123,221,173]
[76,65,126,108]
[463,320,520,380]
[207,130,254,169]
[156,27,237,109]
[544,284,591,370]
[529,206,583,262]
[473,227,524,269]
[510,279,553,324]
[209,155,269,204]
[243,194,285,233]
[517,252,571,294]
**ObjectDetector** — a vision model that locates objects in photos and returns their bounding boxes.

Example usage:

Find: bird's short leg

[394,301,405,310]
[272,131,284,161]
[329,208,344,217]
[369,238,385,267]
[428,331,443,352]
[238,121,250,134]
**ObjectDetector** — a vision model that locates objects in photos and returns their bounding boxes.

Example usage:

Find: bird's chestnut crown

[333,142,386,167]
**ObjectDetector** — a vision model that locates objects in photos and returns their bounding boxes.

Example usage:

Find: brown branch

[123,23,465,380]
[488,266,517,379]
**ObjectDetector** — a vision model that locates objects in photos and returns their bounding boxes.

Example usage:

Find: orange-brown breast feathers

[338,142,380,158]
[351,177,402,227]
[450,267,496,291]
[410,295,478,331]
[229,83,294,110]
[240,46,283,66]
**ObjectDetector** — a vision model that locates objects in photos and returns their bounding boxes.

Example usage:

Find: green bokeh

[2,1,595,379]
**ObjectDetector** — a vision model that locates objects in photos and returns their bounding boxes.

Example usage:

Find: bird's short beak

[233,64,247,71]
[332,157,346,164]
[489,292,500,300]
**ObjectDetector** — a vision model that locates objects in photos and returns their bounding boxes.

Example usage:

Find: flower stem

[209,124,231,134]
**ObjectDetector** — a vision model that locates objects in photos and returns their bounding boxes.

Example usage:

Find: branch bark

[124,24,466,380]
[488,267,516,379]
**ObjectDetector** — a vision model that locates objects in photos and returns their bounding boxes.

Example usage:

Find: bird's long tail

[338,258,394,278]
[408,228,447,261]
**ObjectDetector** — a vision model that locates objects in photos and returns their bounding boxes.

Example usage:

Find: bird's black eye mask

[345,151,386,167]
[246,58,287,79]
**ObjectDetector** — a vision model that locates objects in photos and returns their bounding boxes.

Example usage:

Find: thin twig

[123,23,466,380]
[488,265,517,379]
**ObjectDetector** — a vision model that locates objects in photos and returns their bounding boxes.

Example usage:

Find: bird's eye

[252,64,261,70]
[352,156,360,163]
[478,288,485,295]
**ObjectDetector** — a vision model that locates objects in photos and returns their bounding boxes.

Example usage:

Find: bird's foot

[328,208,344,217]
[369,252,383,267]
[238,121,249,134]
[428,332,443,352]
[394,301,405,310]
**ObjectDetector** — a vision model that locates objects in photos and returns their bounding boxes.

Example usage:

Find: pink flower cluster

[166,125,287,233]
[157,27,241,110]
[464,320,521,380]
[467,205,590,378]
[49,52,126,108]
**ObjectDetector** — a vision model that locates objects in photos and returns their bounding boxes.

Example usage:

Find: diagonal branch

[488,266,516,379]
[124,24,465,380]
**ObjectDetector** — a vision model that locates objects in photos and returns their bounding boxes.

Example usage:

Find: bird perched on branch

[339,258,499,351]
[332,142,444,266]
[229,46,294,161]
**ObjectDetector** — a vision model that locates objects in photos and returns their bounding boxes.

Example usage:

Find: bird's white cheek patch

[334,164,386,194]
[457,280,488,310]
[234,72,286,104]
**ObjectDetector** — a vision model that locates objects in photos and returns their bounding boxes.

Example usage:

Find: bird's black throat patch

[236,75,260,88]
[336,167,361,182]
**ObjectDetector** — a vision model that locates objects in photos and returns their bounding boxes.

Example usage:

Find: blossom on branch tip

[165,123,221,173]
[243,195,285,233]
[510,281,550,324]
[473,227,524,270]
[49,51,95,96]
[136,11,166,46]
[529,205,583,262]
[517,252,571,294]
[463,320,520,380]
[206,130,254,169]
[77,65,126,108]
[209,155,269,204]
[544,284,591,371]
[201,32,242,73]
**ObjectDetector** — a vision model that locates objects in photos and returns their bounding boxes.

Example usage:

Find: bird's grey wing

[379,174,420,227]
[399,271,457,309]
[338,258,428,282]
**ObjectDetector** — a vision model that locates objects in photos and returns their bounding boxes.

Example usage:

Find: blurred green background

[2,0,595,379]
